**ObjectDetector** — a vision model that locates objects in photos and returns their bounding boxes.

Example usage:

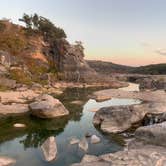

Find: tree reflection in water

[0,87,105,149]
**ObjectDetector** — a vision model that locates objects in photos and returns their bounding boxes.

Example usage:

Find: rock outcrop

[72,142,166,166]
[138,77,166,90]
[50,39,99,83]
[29,94,69,118]
[0,103,29,117]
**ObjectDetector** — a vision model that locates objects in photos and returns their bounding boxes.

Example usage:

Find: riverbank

[70,83,166,165]
[0,81,127,117]
[0,83,140,166]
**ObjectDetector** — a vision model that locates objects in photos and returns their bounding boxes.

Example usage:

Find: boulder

[135,122,166,147]
[93,103,166,134]
[93,106,134,133]
[0,156,16,166]
[78,138,88,151]
[91,135,101,144]
[41,136,57,161]
[29,94,69,118]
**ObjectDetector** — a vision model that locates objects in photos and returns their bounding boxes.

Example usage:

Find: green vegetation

[0,85,11,91]
[0,34,26,55]
[0,20,27,55]
[19,13,66,40]
[0,20,6,32]
[132,64,166,75]
[9,69,32,85]
[87,60,134,74]
[88,60,166,75]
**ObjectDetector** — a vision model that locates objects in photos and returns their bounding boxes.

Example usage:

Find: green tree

[32,13,39,29]
[19,13,66,40]
[19,13,32,29]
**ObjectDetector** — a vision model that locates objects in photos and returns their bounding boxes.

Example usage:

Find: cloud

[155,49,166,56]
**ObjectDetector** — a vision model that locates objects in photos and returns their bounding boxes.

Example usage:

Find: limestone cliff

[0,19,98,87]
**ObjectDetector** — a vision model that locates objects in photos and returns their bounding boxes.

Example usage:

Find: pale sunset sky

[1,0,166,66]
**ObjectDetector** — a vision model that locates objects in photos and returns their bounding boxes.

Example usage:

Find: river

[0,83,141,166]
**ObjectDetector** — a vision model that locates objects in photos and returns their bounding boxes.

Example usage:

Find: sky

[1,0,166,66]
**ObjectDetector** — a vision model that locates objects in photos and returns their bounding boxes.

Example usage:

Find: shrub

[0,21,6,32]
[0,33,26,55]
[9,69,32,85]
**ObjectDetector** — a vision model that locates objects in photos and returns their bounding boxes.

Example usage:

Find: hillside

[132,63,166,75]
[87,60,166,75]
[0,15,100,89]
[87,60,134,74]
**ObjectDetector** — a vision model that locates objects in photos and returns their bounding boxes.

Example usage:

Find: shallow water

[0,86,141,166]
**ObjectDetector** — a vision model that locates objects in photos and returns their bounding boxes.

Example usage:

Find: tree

[19,13,32,29]
[32,13,39,29]
[19,13,66,40]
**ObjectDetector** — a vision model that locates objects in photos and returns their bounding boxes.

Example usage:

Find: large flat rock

[93,89,166,103]
[72,144,166,166]
[0,103,29,116]
[0,90,38,104]
[93,103,166,134]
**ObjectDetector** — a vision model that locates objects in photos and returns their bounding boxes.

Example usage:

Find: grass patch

[0,85,11,91]
[9,69,32,85]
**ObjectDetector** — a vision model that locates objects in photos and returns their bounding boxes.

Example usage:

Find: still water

[0,86,141,166]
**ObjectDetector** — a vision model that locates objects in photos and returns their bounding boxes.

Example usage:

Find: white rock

[79,138,88,151]
[13,123,26,128]
[81,154,100,163]
[91,135,101,144]
[41,136,57,161]
[70,138,80,145]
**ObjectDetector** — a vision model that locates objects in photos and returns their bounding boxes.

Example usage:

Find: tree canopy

[19,13,66,40]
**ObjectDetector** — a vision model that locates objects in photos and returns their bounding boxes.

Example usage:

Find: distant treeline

[87,60,166,75]
[132,63,166,75]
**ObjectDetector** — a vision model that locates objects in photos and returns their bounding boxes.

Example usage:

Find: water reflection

[0,87,104,148]
[0,86,141,166]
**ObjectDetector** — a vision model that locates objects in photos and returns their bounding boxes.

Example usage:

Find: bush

[9,69,32,85]
[0,34,26,55]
